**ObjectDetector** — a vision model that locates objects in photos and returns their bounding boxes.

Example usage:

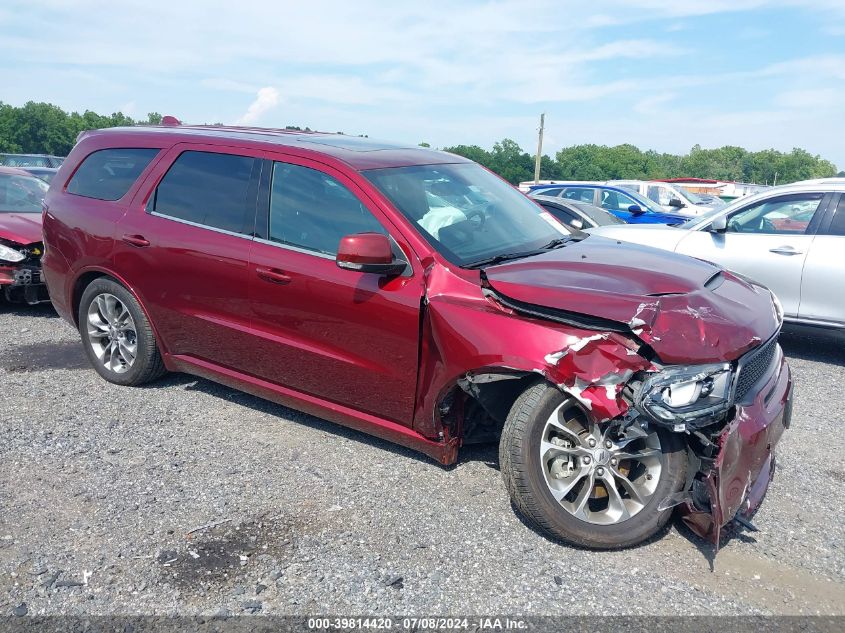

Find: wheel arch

[70,266,170,357]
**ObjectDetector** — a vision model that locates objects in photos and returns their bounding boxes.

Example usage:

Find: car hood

[483,236,779,364]
[638,211,689,224]
[0,212,43,245]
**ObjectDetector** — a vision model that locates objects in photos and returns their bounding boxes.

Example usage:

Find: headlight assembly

[635,363,733,431]
[0,243,25,263]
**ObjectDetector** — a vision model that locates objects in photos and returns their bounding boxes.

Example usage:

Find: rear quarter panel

[42,135,170,324]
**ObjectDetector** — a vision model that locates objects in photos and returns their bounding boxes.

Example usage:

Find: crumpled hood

[0,212,43,245]
[484,236,779,364]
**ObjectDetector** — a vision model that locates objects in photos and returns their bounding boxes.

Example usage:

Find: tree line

[1,101,839,185]
[0,101,162,157]
[442,139,841,186]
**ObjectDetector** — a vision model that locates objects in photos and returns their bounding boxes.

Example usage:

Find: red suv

[42,123,792,549]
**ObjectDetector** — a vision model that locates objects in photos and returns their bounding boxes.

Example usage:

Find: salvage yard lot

[1,301,844,616]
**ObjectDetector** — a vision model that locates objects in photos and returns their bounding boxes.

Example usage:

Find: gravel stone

[1,303,844,615]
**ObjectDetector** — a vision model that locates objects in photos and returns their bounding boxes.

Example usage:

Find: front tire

[500,381,686,549]
[78,278,166,386]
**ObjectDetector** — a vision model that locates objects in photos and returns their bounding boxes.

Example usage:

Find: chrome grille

[735,335,778,402]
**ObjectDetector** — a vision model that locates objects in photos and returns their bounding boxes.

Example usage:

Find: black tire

[500,380,686,549]
[78,277,166,386]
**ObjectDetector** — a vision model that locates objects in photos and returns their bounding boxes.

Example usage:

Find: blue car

[529,183,688,224]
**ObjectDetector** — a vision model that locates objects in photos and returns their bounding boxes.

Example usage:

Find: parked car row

[0,153,65,168]
[31,121,794,553]
[520,179,726,217]
[588,179,845,331]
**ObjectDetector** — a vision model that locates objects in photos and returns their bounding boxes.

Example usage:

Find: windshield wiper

[464,251,540,269]
[538,237,573,250]
[464,237,576,269]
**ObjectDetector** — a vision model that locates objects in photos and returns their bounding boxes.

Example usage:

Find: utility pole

[773,171,778,187]
[533,112,545,184]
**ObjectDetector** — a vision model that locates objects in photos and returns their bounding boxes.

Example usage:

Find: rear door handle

[256,266,292,285]
[122,234,150,248]
[769,246,802,255]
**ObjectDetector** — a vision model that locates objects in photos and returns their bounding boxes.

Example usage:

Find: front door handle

[122,234,150,248]
[256,266,292,285]
[769,246,802,255]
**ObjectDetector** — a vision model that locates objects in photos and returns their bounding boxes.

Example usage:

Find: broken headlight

[0,243,26,263]
[636,363,732,430]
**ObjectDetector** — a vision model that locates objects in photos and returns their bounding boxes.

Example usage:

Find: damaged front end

[0,239,49,304]
[468,263,791,545]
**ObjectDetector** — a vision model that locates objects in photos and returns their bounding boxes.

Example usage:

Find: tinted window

[561,187,596,203]
[826,197,845,236]
[151,151,257,235]
[600,189,638,211]
[727,193,824,235]
[269,162,385,255]
[67,148,159,201]
[539,202,580,228]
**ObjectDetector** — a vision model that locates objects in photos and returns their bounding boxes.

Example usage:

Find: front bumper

[0,264,49,304]
[679,346,792,544]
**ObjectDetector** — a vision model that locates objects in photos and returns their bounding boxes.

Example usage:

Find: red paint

[0,212,43,245]
[42,124,791,538]
[337,232,393,265]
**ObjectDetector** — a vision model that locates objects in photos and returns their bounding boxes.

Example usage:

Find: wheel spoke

[547,468,588,501]
[118,340,136,364]
[540,439,589,459]
[610,467,646,506]
[546,410,584,446]
[570,471,596,519]
[600,471,632,521]
[616,447,661,462]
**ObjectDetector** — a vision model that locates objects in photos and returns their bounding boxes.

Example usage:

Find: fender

[68,265,174,363]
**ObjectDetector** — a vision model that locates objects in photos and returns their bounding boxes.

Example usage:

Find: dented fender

[411,263,653,441]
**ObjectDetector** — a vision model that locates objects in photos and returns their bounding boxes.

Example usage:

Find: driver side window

[601,190,637,211]
[726,193,824,235]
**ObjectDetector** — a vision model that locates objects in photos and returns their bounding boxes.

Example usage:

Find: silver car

[588,180,845,330]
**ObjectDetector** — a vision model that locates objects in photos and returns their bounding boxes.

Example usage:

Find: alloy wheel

[86,293,138,374]
[539,400,663,525]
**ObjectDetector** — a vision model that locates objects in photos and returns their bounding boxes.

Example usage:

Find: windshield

[677,187,721,205]
[0,173,49,213]
[364,163,572,267]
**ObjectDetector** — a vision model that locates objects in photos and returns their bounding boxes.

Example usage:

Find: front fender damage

[416,265,786,548]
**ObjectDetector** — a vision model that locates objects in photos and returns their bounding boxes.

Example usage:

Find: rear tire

[500,381,686,549]
[78,278,166,386]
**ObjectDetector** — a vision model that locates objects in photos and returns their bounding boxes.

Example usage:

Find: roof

[79,124,470,171]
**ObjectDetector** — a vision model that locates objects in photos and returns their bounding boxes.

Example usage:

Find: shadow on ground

[779,326,845,367]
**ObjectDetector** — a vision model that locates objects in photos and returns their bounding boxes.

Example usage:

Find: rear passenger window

[150,151,257,235]
[827,197,845,236]
[268,162,385,255]
[67,148,159,201]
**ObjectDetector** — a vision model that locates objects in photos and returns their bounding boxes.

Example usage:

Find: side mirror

[570,218,584,230]
[336,232,406,276]
[668,198,685,208]
[627,204,645,215]
[709,215,728,233]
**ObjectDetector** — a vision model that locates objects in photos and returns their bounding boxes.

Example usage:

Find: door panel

[113,144,260,368]
[246,157,423,425]
[799,195,845,323]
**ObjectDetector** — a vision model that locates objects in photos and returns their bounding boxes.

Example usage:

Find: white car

[610,180,725,217]
[587,181,845,329]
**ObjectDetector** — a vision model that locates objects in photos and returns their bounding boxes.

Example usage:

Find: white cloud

[235,87,280,125]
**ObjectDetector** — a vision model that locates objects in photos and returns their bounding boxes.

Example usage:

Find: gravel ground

[1,300,843,617]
